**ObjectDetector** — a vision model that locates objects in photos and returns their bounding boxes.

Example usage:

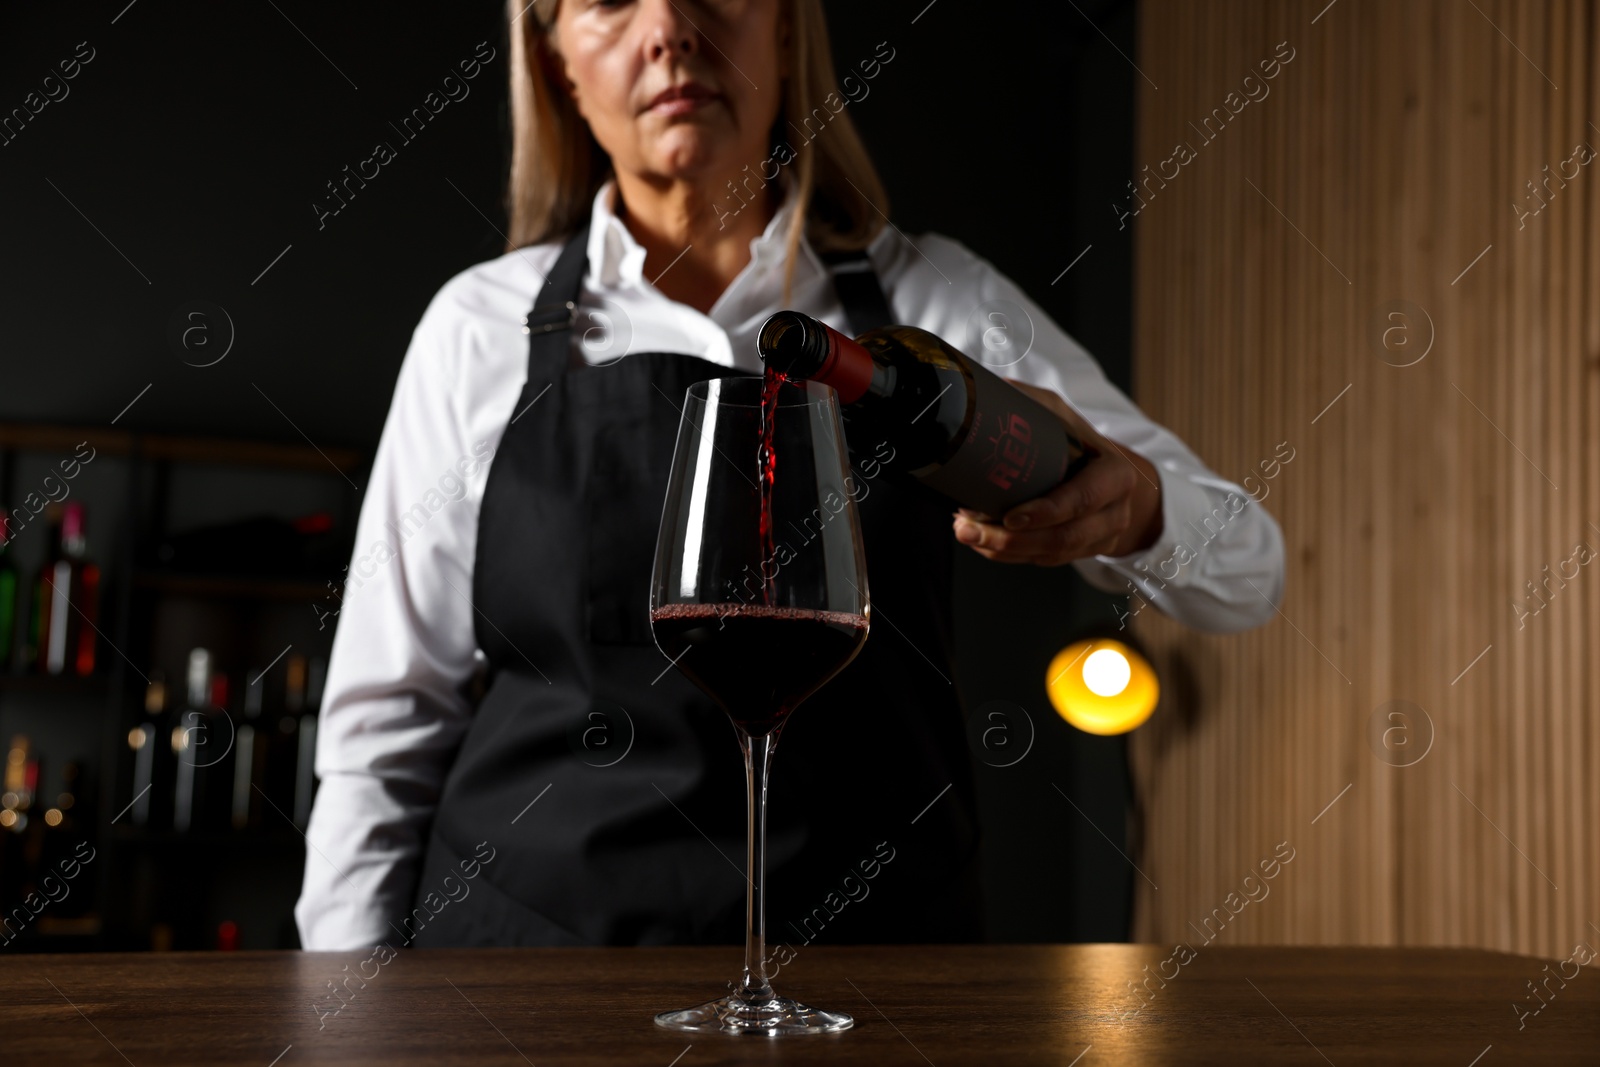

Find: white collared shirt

[295,178,1286,950]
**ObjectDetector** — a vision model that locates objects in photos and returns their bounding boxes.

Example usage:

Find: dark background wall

[0,0,1138,944]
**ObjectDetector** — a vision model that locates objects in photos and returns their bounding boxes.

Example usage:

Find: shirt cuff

[1084,462,1217,591]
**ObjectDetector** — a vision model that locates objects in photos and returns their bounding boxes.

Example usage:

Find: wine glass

[649,375,870,1035]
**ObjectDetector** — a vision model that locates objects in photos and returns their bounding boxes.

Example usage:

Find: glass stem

[737,728,777,1003]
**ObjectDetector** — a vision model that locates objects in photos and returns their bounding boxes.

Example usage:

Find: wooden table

[13,944,1597,1064]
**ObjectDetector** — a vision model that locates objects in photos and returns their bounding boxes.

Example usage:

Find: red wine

[757,368,788,606]
[650,602,868,735]
[758,312,1095,518]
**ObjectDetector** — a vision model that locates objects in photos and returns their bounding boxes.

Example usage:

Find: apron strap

[523,225,896,380]
[819,246,896,336]
[522,220,593,382]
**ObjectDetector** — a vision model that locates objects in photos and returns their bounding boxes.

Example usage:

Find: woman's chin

[645,131,737,183]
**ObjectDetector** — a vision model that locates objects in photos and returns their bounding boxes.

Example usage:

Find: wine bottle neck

[810,323,875,404]
[757,311,877,403]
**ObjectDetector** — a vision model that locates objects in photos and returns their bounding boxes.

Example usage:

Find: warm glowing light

[1046,638,1159,735]
[44,808,62,827]
[128,726,148,749]
[0,810,15,829]
[1082,648,1131,697]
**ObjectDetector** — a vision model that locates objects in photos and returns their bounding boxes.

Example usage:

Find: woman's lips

[646,83,718,116]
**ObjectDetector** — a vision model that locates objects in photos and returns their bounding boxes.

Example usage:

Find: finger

[1000,455,1136,531]
[957,526,1063,565]
[956,514,1049,555]
[953,514,997,549]
[955,503,1128,562]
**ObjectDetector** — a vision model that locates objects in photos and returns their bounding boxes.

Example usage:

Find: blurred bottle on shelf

[1,735,43,918]
[265,656,299,824]
[198,671,236,831]
[268,654,325,829]
[231,668,269,831]
[38,759,94,921]
[1,735,37,832]
[284,654,306,718]
[48,760,83,830]
[38,758,83,837]
[34,502,101,676]
[21,509,54,670]
[128,671,171,829]
[0,509,18,671]
[170,648,214,832]
[293,656,324,828]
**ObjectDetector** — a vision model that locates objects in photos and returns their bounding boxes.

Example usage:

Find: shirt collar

[583,175,826,294]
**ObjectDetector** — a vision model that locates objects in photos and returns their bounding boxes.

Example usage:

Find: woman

[296,0,1284,951]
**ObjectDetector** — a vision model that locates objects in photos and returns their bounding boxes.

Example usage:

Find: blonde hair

[504,0,888,302]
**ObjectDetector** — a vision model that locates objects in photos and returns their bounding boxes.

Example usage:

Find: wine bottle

[0,510,18,671]
[196,671,234,831]
[1,734,33,834]
[31,506,64,675]
[757,311,1095,518]
[66,503,100,676]
[0,735,39,938]
[21,540,40,673]
[49,759,84,831]
[34,502,100,676]
[268,657,301,824]
[231,670,268,831]
[129,672,174,829]
[38,759,92,919]
[171,648,211,832]
[292,657,324,828]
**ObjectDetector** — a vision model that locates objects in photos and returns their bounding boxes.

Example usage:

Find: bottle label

[917,367,1078,518]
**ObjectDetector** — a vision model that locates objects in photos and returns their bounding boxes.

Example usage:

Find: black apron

[409,224,984,948]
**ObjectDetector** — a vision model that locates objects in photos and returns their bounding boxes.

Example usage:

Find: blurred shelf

[0,914,106,954]
[0,672,110,695]
[133,570,332,602]
[34,914,104,937]
[110,826,305,850]
[0,422,365,474]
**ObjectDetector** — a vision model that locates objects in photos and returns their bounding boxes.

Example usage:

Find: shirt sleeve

[900,233,1287,634]
[294,280,496,951]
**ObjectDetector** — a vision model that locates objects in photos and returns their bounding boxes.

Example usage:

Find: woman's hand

[952,380,1165,566]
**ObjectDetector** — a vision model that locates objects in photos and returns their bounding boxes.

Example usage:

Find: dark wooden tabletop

[12,944,1597,1065]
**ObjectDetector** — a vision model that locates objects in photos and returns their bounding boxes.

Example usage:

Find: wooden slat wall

[1129,0,1598,956]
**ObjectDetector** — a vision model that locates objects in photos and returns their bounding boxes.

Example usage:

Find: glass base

[654,993,854,1035]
